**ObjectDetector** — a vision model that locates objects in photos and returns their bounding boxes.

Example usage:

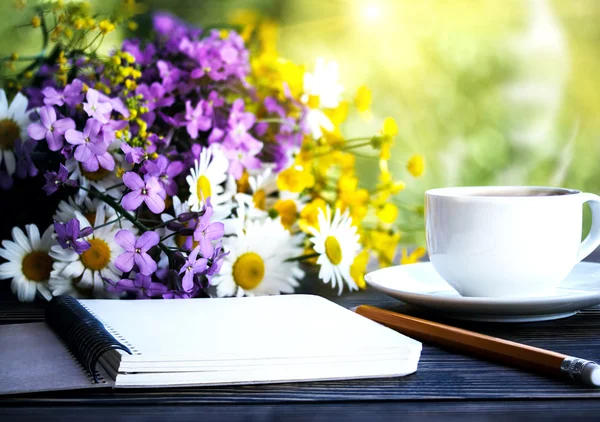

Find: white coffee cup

[425,186,600,297]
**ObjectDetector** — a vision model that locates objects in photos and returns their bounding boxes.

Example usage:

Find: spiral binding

[46,295,132,383]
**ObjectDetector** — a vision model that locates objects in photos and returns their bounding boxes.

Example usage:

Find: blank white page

[80,295,421,362]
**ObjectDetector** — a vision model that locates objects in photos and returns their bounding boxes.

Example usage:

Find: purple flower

[163,290,192,299]
[143,156,184,196]
[122,39,156,66]
[184,100,212,139]
[115,229,160,276]
[15,139,38,179]
[120,143,145,165]
[83,89,112,124]
[43,164,78,195]
[121,172,166,214]
[193,198,224,257]
[54,218,92,254]
[184,30,249,82]
[178,245,207,292]
[42,79,83,108]
[207,243,228,277]
[27,106,75,151]
[137,83,175,112]
[156,60,182,92]
[114,273,168,299]
[64,118,114,172]
[223,146,262,180]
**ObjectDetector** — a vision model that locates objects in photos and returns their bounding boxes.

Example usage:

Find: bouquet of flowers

[0,1,425,302]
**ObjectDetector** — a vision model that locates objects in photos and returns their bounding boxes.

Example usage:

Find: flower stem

[285,252,320,262]
[93,217,121,230]
[83,187,173,258]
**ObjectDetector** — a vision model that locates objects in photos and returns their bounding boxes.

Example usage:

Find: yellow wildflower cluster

[232,11,427,288]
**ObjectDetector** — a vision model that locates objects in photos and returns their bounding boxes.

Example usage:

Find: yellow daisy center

[80,165,110,181]
[252,189,266,210]
[21,251,53,282]
[81,238,111,271]
[0,118,20,149]
[325,236,343,265]
[196,175,212,200]
[232,252,265,291]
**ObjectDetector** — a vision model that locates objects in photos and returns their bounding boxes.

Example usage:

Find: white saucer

[364,262,600,322]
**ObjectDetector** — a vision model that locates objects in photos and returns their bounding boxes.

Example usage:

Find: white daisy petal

[25,224,41,250]
[3,150,16,176]
[11,227,31,253]
[0,89,8,116]
[7,92,28,120]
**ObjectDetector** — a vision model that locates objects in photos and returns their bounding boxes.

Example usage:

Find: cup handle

[578,193,600,261]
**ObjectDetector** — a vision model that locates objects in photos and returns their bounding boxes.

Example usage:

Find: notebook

[0,295,421,395]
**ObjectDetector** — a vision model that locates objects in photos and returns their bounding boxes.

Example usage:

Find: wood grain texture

[3,253,600,419]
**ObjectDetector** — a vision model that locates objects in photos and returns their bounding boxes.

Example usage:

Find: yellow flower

[277,166,314,193]
[382,117,398,137]
[368,230,401,267]
[325,100,348,126]
[332,151,355,175]
[274,199,298,230]
[337,174,369,222]
[354,85,372,113]
[376,202,399,224]
[258,19,278,55]
[31,15,41,28]
[407,154,425,177]
[228,9,259,41]
[400,247,426,265]
[73,17,85,30]
[350,249,370,289]
[298,198,327,233]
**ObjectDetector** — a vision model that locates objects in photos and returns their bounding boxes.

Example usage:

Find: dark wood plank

[3,400,600,422]
[3,252,600,415]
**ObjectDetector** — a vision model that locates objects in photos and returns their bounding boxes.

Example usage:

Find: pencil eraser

[581,363,600,387]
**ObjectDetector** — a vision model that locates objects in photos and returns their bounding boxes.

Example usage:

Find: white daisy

[186,145,236,215]
[0,225,54,302]
[49,206,122,298]
[211,217,305,297]
[0,90,35,176]
[302,57,344,109]
[237,167,278,216]
[308,206,360,294]
[65,156,124,205]
[305,108,335,140]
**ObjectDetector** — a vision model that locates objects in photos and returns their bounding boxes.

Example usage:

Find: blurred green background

[2,0,600,236]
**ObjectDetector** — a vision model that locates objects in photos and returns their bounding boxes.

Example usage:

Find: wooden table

[2,258,600,421]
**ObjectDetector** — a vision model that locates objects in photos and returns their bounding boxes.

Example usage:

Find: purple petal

[181,271,194,292]
[206,222,224,240]
[53,118,76,135]
[39,106,55,128]
[136,230,160,252]
[114,251,135,273]
[134,252,157,276]
[122,190,145,211]
[27,123,47,141]
[64,129,84,145]
[115,229,136,251]
[122,171,145,190]
[144,192,165,214]
[74,145,93,163]
[45,131,63,151]
[97,152,115,171]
